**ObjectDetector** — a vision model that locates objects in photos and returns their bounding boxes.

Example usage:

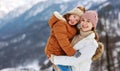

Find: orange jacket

[45,12,77,57]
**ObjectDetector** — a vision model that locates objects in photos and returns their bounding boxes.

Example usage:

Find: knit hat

[65,6,86,17]
[81,10,98,28]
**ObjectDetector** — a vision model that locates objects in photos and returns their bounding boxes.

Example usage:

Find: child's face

[68,14,80,25]
[80,18,93,32]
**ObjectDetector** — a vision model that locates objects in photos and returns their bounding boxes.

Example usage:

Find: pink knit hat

[81,10,98,28]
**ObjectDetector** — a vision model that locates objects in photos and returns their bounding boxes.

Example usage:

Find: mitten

[74,50,81,58]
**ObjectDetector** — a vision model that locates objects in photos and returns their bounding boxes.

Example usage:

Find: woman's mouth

[82,25,88,28]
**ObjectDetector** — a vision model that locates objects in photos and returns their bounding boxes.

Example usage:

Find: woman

[50,10,104,71]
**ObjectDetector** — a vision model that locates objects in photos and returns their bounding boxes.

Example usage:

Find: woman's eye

[87,21,90,22]
[82,19,85,21]
[87,20,90,22]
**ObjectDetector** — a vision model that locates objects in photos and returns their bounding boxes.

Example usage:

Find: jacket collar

[85,32,95,39]
[53,11,66,22]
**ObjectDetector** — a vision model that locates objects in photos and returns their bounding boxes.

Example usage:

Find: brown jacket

[45,11,77,57]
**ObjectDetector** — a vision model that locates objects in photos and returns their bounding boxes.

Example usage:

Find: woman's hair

[92,42,104,61]
[92,27,99,41]
[92,27,104,61]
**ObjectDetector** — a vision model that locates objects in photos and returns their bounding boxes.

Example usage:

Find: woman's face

[80,18,93,32]
[68,14,80,25]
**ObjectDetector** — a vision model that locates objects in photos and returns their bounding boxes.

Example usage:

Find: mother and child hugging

[44,5,104,71]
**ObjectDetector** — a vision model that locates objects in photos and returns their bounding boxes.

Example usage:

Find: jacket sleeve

[53,40,98,66]
[53,21,76,56]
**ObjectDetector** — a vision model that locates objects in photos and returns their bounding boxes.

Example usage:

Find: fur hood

[48,11,66,28]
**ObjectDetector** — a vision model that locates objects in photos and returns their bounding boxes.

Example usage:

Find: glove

[74,50,81,58]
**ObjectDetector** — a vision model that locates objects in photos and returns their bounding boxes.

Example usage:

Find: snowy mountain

[0,0,109,38]
[0,0,120,71]
[0,0,48,18]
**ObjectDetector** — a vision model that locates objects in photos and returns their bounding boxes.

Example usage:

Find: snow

[0,0,47,18]
[115,42,120,47]
[10,34,26,43]
[53,0,71,4]
[0,41,9,48]
[60,4,67,13]
[97,2,110,11]
[119,12,120,21]
[25,7,44,20]
[92,0,107,2]
[1,60,52,71]
[101,31,106,36]
[17,60,40,71]
[44,59,49,65]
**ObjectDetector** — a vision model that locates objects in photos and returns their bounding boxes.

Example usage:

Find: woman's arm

[52,40,98,66]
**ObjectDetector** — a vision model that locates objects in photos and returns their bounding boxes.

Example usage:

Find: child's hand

[74,50,81,58]
[49,54,55,63]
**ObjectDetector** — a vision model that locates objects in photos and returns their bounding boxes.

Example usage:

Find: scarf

[71,29,93,46]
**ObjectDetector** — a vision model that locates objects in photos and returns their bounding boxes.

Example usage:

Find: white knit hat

[65,6,85,17]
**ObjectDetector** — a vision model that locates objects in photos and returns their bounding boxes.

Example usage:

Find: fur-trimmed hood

[48,11,66,29]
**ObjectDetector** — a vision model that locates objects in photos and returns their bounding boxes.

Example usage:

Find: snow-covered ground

[1,59,52,71]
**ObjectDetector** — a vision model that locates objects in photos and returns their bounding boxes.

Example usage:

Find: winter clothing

[71,30,93,46]
[53,33,98,71]
[73,50,81,58]
[81,10,98,28]
[57,65,72,71]
[45,5,85,58]
[66,6,85,17]
[45,11,77,57]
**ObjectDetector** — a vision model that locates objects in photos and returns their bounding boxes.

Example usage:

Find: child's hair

[63,14,71,22]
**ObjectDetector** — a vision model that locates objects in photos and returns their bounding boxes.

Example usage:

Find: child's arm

[53,21,76,56]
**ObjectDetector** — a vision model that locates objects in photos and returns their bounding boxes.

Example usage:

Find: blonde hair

[92,42,104,61]
[92,28,104,61]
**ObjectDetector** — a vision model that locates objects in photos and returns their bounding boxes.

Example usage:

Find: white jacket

[53,33,98,71]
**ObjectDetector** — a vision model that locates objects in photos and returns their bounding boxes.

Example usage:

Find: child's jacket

[45,11,77,57]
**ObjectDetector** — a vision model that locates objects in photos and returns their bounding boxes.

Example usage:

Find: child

[44,6,85,71]
[50,10,104,71]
